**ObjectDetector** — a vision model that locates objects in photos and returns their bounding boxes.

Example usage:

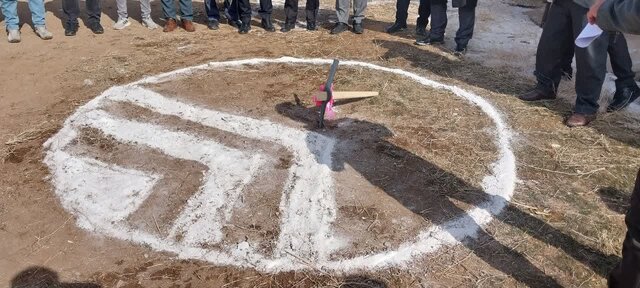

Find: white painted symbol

[43,57,517,273]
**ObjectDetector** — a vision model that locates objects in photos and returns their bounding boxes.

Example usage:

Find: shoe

[228,18,241,28]
[207,20,219,30]
[142,17,160,29]
[306,21,316,31]
[416,26,427,37]
[261,18,275,32]
[182,20,195,32]
[385,22,406,34]
[65,22,79,36]
[281,23,295,32]
[239,22,251,34]
[113,18,131,30]
[517,89,556,101]
[163,18,178,32]
[330,22,348,34]
[34,26,53,40]
[607,86,640,112]
[352,22,364,34]
[89,22,104,34]
[6,29,20,43]
[415,37,444,46]
[453,45,466,57]
[566,113,596,127]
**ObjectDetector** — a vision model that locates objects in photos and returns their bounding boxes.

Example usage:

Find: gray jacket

[596,0,640,34]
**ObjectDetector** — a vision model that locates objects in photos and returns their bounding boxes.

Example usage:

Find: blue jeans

[161,0,193,20]
[1,0,47,30]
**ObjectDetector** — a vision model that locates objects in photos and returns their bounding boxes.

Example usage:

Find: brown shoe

[163,18,178,32]
[565,113,596,127]
[182,20,195,32]
[518,89,556,102]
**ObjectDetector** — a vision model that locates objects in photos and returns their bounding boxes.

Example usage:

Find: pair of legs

[115,0,157,29]
[0,0,52,42]
[161,0,193,22]
[428,0,476,50]
[335,0,367,25]
[62,0,102,34]
[532,0,609,117]
[609,169,640,287]
[283,0,319,27]
[227,0,273,32]
[392,0,430,29]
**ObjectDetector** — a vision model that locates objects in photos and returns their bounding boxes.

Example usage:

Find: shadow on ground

[276,101,619,286]
[10,266,101,288]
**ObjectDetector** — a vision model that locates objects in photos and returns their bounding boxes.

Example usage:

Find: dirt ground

[1,0,640,287]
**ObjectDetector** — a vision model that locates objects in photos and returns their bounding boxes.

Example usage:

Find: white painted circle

[43,57,517,273]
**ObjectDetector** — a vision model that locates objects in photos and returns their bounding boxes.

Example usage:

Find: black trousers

[62,0,101,25]
[561,33,637,91]
[284,0,319,25]
[609,169,640,288]
[534,0,608,115]
[430,0,477,48]
[233,0,272,22]
[393,0,430,28]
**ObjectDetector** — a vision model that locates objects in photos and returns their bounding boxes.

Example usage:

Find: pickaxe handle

[319,59,339,128]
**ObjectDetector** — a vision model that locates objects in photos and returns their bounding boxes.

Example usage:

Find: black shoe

[306,21,317,31]
[415,37,444,46]
[89,22,104,34]
[352,22,364,34]
[228,18,241,28]
[207,20,219,30]
[261,18,275,32]
[416,26,428,37]
[65,22,79,36]
[330,22,348,34]
[453,45,467,57]
[239,22,251,34]
[608,86,640,112]
[385,22,406,34]
[280,23,295,32]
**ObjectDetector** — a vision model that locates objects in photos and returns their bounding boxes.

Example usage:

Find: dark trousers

[561,33,637,90]
[534,0,608,115]
[394,0,430,28]
[62,0,100,25]
[430,0,477,48]
[609,169,640,288]
[233,0,271,22]
[206,0,221,21]
[284,0,319,24]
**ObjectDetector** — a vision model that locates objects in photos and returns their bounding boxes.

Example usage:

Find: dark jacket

[597,0,640,34]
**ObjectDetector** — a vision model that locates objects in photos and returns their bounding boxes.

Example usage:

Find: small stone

[83,79,94,86]
[143,253,149,258]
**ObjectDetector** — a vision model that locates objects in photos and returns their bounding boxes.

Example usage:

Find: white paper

[575,23,604,48]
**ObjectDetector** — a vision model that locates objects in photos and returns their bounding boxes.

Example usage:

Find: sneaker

[113,18,131,30]
[142,17,160,29]
[65,22,79,36]
[34,26,53,40]
[352,22,364,34]
[306,21,317,31]
[207,20,220,30]
[415,37,443,46]
[239,22,251,34]
[453,45,466,56]
[330,22,348,34]
[6,29,20,43]
[89,22,104,34]
[607,86,640,112]
[385,22,406,34]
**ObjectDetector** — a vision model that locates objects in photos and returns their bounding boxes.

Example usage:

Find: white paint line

[44,57,518,273]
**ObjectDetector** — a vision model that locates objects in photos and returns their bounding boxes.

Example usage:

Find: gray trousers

[117,0,152,19]
[336,0,366,24]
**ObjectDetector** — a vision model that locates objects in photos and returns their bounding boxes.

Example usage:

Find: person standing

[1,0,53,42]
[205,0,221,30]
[161,0,195,32]
[63,0,103,36]
[517,0,612,127]
[113,0,160,30]
[281,0,320,32]
[234,0,275,33]
[385,0,430,37]
[331,0,367,34]
[415,0,477,56]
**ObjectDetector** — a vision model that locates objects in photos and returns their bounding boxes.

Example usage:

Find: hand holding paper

[575,23,603,48]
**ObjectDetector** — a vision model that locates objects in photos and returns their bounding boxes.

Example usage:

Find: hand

[588,0,607,24]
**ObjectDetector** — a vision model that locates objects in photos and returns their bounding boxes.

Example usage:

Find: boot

[261,17,275,32]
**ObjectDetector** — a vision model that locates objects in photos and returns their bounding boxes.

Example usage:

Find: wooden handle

[314,91,378,101]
